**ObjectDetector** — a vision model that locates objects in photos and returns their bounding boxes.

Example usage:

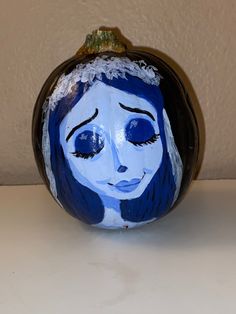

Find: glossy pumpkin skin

[32,50,199,229]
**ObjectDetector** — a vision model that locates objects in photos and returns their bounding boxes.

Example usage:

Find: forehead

[66,81,157,120]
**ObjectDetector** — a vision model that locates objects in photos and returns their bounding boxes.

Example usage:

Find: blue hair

[48,73,176,224]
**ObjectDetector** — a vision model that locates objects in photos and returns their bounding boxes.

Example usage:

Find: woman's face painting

[59,81,163,200]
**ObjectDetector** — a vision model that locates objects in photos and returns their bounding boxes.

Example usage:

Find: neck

[100,194,121,213]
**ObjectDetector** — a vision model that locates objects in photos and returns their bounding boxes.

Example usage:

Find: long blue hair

[47,74,176,224]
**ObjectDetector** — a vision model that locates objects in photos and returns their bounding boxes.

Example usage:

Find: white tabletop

[0,180,236,314]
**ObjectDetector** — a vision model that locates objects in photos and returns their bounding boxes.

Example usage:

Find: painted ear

[162,108,183,204]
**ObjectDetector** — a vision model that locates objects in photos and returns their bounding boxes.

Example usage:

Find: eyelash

[71,145,104,159]
[129,133,160,147]
[71,151,96,159]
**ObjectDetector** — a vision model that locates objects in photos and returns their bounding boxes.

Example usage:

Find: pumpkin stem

[76,29,127,57]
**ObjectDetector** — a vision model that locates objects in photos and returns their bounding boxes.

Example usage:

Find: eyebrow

[66,108,99,142]
[119,103,155,121]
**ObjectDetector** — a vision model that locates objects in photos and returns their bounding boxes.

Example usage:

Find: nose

[110,140,128,174]
[117,165,128,173]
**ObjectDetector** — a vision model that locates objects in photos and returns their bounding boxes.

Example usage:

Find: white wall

[0,0,235,184]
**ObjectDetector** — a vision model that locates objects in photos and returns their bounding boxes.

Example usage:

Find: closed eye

[125,118,160,146]
[70,130,104,159]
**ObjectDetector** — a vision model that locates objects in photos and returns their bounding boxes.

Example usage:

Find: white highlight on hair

[42,109,62,207]
[46,55,162,111]
[163,109,183,203]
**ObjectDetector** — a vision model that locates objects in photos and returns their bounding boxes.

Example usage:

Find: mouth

[108,173,145,193]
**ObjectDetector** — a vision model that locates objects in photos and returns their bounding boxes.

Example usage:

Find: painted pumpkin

[32,29,200,229]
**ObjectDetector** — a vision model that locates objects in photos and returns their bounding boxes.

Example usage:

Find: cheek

[67,149,113,183]
[146,140,163,169]
[127,140,163,171]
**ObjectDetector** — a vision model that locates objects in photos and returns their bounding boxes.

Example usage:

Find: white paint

[47,56,161,111]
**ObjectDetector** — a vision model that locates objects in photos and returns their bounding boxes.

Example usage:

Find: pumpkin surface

[32,30,200,229]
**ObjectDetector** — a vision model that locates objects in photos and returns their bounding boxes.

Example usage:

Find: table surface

[0,180,236,314]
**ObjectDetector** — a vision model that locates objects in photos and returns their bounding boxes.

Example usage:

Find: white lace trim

[45,55,161,111]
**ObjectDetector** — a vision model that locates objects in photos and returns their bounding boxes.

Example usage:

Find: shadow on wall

[102,26,205,179]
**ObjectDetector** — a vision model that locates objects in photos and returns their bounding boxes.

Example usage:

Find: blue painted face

[59,81,164,200]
